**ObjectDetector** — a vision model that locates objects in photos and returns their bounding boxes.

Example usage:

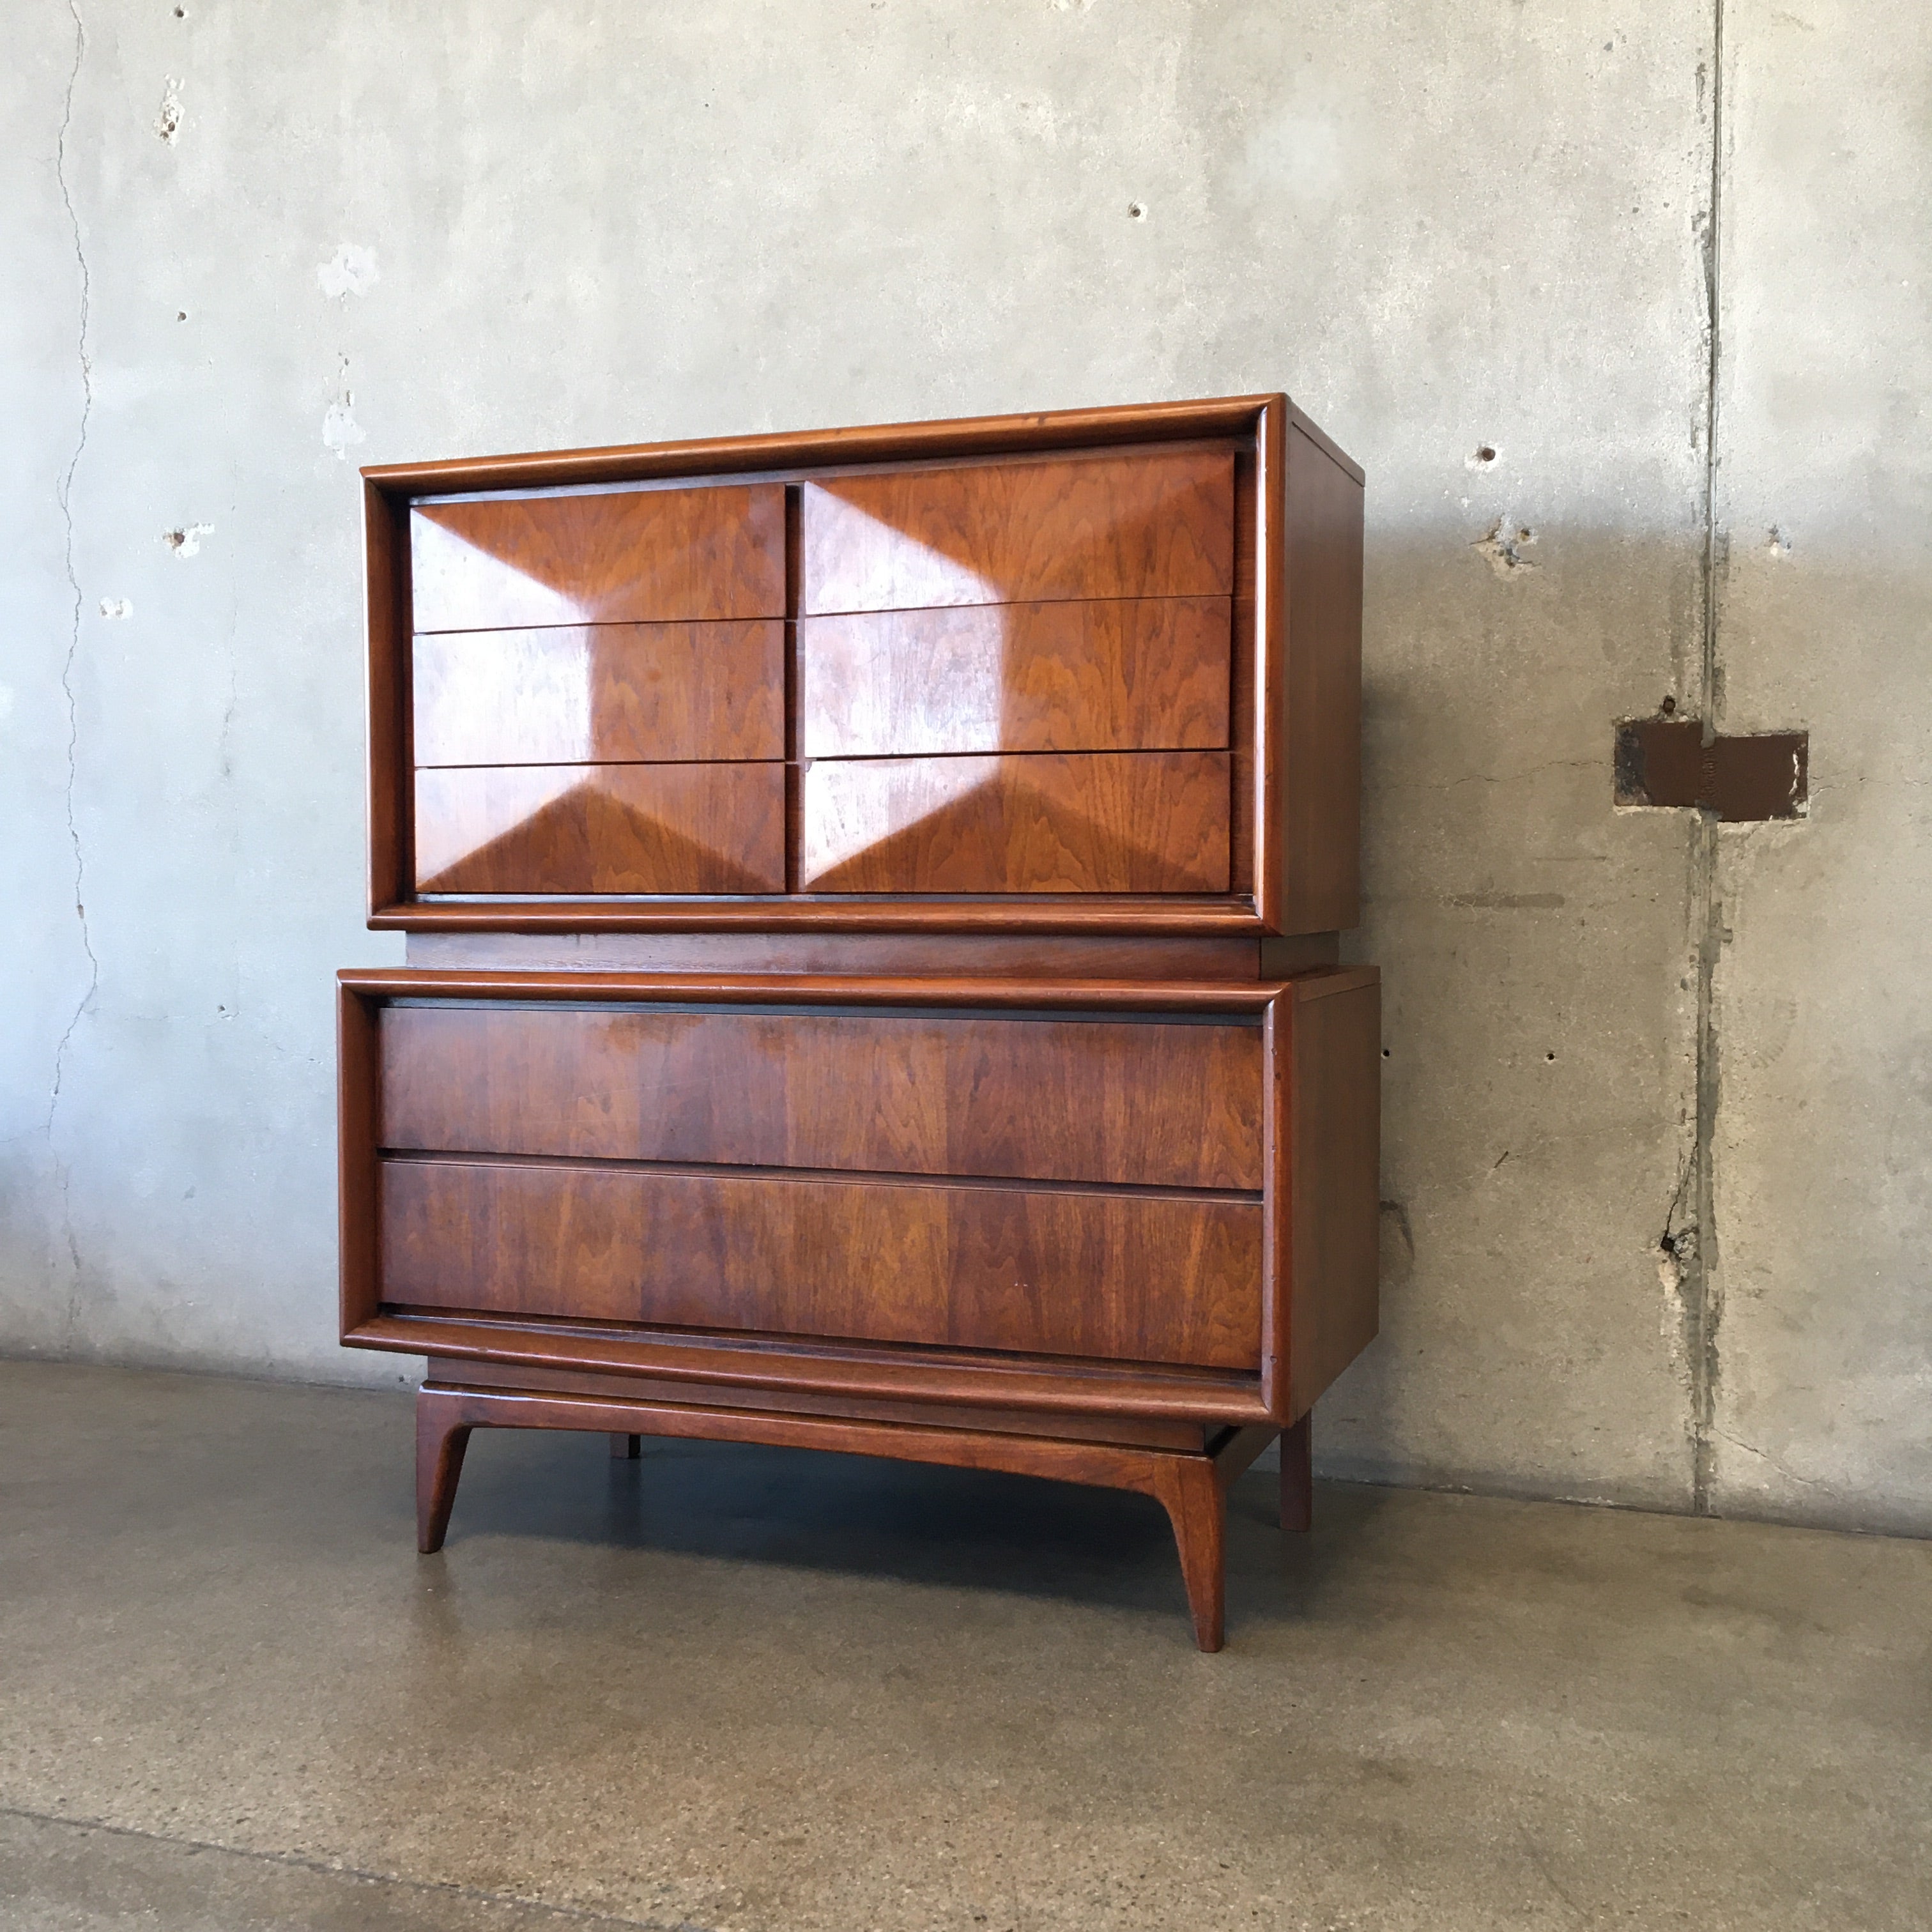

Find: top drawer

[799,449,1235,615]
[410,484,785,632]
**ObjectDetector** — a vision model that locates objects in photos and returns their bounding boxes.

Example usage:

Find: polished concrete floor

[1,1360,1927,1931]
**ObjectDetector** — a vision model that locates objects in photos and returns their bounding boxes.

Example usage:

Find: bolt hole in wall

[1127,201,1147,220]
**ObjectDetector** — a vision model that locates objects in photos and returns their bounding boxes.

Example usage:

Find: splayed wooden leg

[1153,1457,1227,1652]
[415,1389,471,1554]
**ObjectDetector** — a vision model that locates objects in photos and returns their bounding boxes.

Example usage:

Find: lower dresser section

[381,1155,1262,1370]
[341,963,1381,1431]
[342,961,1381,1653]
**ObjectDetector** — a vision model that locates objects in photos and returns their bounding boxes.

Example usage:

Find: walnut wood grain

[380,1156,1264,1371]
[799,450,1234,615]
[411,621,783,766]
[413,762,785,894]
[409,484,783,632]
[797,751,1231,894]
[379,1004,1264,1190]
[796,595,1230,758]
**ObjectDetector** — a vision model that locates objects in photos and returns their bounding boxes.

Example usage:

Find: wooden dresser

[339,394,1377,1649]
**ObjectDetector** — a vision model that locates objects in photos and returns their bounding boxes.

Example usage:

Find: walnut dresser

[339,394,1377,1650]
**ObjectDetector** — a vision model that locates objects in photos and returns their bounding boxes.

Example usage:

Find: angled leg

[415,1389,472,1554]
[1280,1411,1312,1534]
[610,1433,642,1459]
[1153,1457,1227,1652]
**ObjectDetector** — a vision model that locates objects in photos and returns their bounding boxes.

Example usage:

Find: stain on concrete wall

[3,0,1926,1531]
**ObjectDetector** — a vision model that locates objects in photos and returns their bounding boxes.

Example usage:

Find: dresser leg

[1154,1459,1227,1652]
[610,1433,642,1459]
[1280,1411,1312,1534]
[415,1390,472,1554]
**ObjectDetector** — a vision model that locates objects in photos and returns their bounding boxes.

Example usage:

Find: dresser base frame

[415,1381,1312,1651]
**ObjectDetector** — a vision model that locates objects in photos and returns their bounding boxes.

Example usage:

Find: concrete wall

[5,1,1926,1532]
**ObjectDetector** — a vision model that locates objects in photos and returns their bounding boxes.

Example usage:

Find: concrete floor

[1,1361,1927,1931]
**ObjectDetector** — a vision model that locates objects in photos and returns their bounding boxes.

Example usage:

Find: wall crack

[1682,0,1729,1515]
[52,0,100,1347]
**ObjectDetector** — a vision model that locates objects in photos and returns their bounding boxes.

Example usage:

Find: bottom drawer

[380,1156,1262,1372]
[413,761,785,894]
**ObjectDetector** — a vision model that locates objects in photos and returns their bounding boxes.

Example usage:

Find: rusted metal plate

[1614,717,1807,822]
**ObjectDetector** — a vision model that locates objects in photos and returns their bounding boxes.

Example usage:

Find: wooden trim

[1254,395,1287,932]
[364,479,411,919]
[372,896,1269,936]
[336,981,382,1334]
[1259,993,1290,1418]
[401,931,1301,979]
[355,1310,1270,1422]
[338,965,1296,1012]
[362,394,1280,496]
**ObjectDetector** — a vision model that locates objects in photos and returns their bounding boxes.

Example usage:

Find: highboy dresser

[339,394,1377,1649]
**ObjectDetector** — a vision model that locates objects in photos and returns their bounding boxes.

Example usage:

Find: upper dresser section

[362,394,1363,936]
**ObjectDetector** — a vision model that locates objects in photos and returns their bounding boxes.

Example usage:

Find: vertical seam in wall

[52,0,100,1351]
[1689,0,1728,1514]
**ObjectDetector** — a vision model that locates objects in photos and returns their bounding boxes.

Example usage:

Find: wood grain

[381,1156,1263,1370]
[796,596,1230,757]
[799,450,1235,615]
[413,762,785,894]
[411,621,782,765]
[1286,969,1382,1418]
[797,751,1231,894]
[378,1003,1264,1190]
[409,484,783,632]
[1280,425,1363,931]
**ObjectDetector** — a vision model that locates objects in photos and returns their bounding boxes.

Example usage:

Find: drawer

[412,620,783,767]
[379,1004,1264,1191]
[379,1156,1263,1372]
[797,751,1231,893]
[409,483,784,632]
[799,449,1234,615]
[796,596,1230,758]
[413,762,784,894]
